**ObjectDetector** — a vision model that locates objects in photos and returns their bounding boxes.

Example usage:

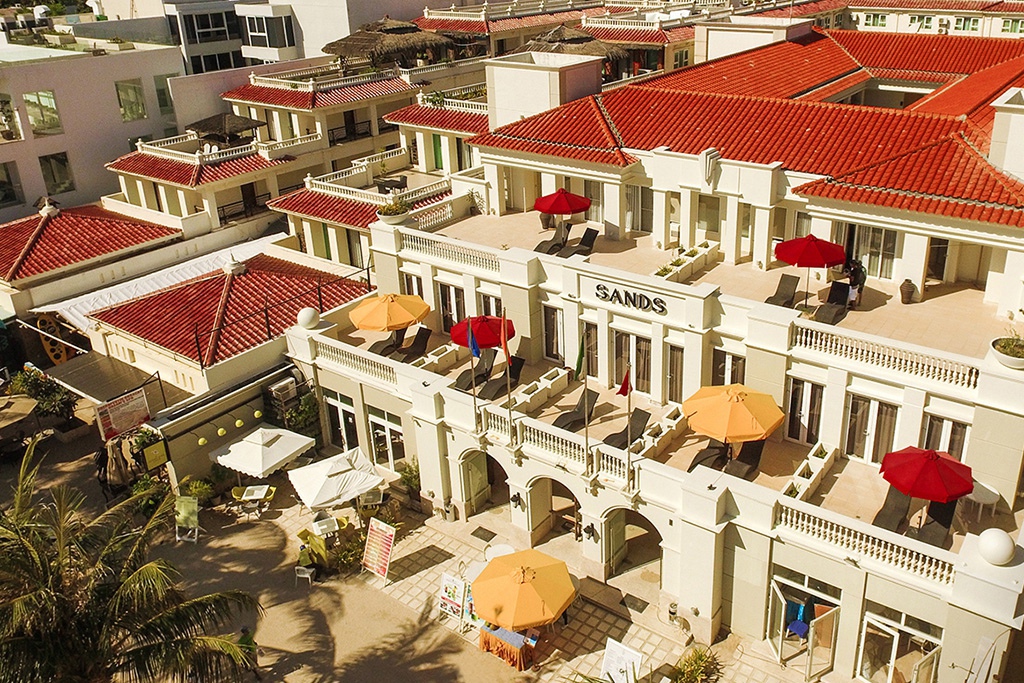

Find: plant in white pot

[992,328,1024,369]
[376,196,411,225]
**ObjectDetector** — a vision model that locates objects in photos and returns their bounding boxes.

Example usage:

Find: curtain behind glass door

[635,336,651,393]
[667,345,684,403]
[846,396,869,458]
[873,402,898,462]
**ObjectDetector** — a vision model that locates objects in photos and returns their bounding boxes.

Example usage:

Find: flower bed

[651,241,720,282]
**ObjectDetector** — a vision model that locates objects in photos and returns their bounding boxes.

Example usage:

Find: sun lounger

[368,328,407,356]
[765,274,800,308]
[724,439,765,480]
[454,348,497,391]
[389,326,431,363]
[552,389,599,433]
[602,408,651,450]
[534,223,569,254]
[556,228,598,258]
[871,486,912,532]
[478,356,526,400]
[917,500,957,547]
[813,281,850,325]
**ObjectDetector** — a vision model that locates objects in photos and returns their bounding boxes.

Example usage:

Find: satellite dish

[32,4,50,19]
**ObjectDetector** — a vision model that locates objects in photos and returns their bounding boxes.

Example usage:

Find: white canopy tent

[210,424,315,479]
[288,447,384,510]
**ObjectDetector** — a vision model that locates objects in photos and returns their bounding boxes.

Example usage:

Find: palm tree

[0,439,263,682]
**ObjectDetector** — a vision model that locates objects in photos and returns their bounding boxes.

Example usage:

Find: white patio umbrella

[210,424,315,479]
[288,447,385,510]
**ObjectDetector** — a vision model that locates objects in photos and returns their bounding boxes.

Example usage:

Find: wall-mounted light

[235,419,245,428]
[690,606,700,617]
[197,436,208,446]
[253,410,263,419]
[583,523,596,540]
[509,492,523,508]
[217,427,227,437]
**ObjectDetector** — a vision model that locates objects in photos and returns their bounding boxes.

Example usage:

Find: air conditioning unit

[269,377,297,402]
[938,27,949,34]
[938,18,950,27]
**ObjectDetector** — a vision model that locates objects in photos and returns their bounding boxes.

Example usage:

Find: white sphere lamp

[978,528,1017,566]
[296,307,320,329]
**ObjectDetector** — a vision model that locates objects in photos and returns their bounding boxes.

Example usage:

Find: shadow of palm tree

[332,598,467,682]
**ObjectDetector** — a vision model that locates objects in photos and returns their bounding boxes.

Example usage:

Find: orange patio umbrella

[348,293,429,331]
[682,383,785,443]
[471,549,575,631]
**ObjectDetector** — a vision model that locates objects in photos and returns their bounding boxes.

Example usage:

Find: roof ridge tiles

[592,95,625,148]
[6,211,52,281]
[204,270,235,367]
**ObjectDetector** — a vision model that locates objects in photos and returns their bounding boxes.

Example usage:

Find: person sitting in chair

[845,260,866,308]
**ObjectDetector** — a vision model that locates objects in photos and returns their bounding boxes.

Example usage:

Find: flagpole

[583,353,590,474]
[626,362,632,453]
[469,320,479,432]
[501,308,514,445]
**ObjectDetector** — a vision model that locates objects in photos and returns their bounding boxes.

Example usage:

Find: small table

[242,485,270,501]
[312,516,340,537]
[479,623,533,671]
[485,543,516,561]
[966,481,1000,522]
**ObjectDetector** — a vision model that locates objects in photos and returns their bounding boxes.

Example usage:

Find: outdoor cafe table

[312,515,340,537]
[242,485,270,501]
[479,623,533,671]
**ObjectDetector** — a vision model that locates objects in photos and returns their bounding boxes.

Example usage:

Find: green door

[432,134,443,170]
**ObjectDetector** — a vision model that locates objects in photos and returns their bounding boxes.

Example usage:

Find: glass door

[859,618,899,683]
[845,396,899,462]
[326,398,358,450]
[855,225,897,280]
[369,410,405,471]
[910,645,939,683]
[768,582,786,662]
[614,331,652,394]
[806,606,839,681]
[437,283,465,333]
[787,378,824,444]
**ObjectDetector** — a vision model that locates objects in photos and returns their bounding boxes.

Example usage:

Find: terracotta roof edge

[204,271,234,367]
[7,212,52,281]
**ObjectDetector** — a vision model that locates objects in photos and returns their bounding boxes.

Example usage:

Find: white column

[596,307,611,386]
[650,321,666,402]
[540,172,558,196]
[603,182,625,241]
[721,195,741,264]
[900,232,930,302]
[414,131,429,173]
[653,188,670,250]
[483,162,506,216]
[752,206,773,270]
[679,189,698,248]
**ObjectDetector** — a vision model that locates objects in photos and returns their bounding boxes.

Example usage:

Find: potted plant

[0,100,17,141]
[185,478,215,507]
[376,197,411,225]
[10,368,84,441]
[992,328,1024,369]
[400,459,421,511]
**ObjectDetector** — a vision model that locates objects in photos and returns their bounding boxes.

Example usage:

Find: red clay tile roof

[797,69,873,101]
[414,6,630,35]
[383,104,490,135]
[582,26,673,45]
[910,55,1024,139]
[867,68,962,83]
[829,29,1024,73]
[0,206,177,282]
[849,0,998,9]
[90,254,370,366]
[754,0,850,16]
[648,30,859,97]
[795,134,1024,225]
[106,151,294,187]
[268,189,452,228]
[220,78,416,110]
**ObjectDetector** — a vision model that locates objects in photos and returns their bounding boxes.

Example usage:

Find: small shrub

[209,462,234,494]
[995,328,1024,359]
[673,645,722,683]
[132,474,170,520]
[11,369,78,423]
[400,459,420,492]
[377,198,411,216]
[423,90,446,107]
[131,428,161,453]
[671,258,685,266]
[656,265,674,277]
[330,531,367,573]
[699,241,710,248]
[185,478,214,506]
[685,248,698,257]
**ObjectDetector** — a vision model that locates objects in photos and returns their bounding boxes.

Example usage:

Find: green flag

[574,335,586,381]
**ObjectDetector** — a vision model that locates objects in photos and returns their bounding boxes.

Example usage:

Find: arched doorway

[532,477,583,554]
[464,450,509,515]
[606,508,663,606]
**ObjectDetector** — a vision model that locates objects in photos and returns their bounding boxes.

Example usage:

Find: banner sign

[439,573,466,619]
[96,388,150,440]
[601,638,644,683]
[361,517,397,580]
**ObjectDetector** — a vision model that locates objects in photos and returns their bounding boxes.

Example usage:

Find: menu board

[439,573,466,619]
[361,517,397,580]
[601,638,644,683]
[96,388,150,440]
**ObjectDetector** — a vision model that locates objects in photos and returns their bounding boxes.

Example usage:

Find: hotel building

[271,24,1024,683]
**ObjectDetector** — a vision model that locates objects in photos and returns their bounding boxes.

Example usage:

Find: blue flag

[468,319,481,358]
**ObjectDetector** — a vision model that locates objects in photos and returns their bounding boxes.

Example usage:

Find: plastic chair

[231,486,246,502]
[787,620,809,641]
[295,565,315,587]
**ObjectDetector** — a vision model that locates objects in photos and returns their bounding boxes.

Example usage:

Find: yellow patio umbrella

[348,293,429,331]
[682,383,785,443]
[471,549,576,631]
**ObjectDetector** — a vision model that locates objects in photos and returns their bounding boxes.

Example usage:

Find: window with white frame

[1003,18,1024,32]
[614,331,652,394]
[954,16,979,30]
[738,203,753,239]
[23,90,62,136]
[245,15,295,48]
[712,348,745,385]
[845,394,898,462]
[816,15,831,28]
[581,321,598,378]
[921,415,969,460]
[115,79,147,122]
[0,162,22,207]
[697,194,721,237]
[666,345,685,403]
[154,74,176,115]
[402,273,423,298]
[182,10,240,44]
[480,293,502,317]
[909,14,933,28]
[38,152,75,195]
[833,13,843,27]
[543,305,564,362]
[672,49,689,69]
[0,94,21,141]
[795,211,812,238]
[863,13,887,26]
[787,378,824,444]
[584,179,603,223]
[368,406,404,471]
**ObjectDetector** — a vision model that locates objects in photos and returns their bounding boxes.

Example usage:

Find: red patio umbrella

[774,234,847,307]
[534,188,591,215]
[880,447,973,504]
[450,315,516,349]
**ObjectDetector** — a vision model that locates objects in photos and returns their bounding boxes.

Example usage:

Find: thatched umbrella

[185,113,266,145]
[322,17,454,66]
[512,24,629,61]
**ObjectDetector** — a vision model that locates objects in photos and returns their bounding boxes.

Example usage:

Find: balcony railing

[775,499,956,586]
[217,193,270,224]
[397,230,500,272]
[790,320,980,390]
[327,121,372,146]
[410,198,456,231]
[422,0,602,20]
[520,418,589,473]
[314,337,397,385]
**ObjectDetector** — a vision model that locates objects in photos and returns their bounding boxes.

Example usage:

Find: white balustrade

[397,179,451,204]
[250,67,399,92]
[397,230,500,272]
[775,500,955,585]
[482,404,512,440]
[520,421,588,471]
[411,199,455,231]
[791,321,980,389]
[314,338,398,385]
[582,15,662,29]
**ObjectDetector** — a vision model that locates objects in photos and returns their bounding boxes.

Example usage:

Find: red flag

[617,368,631,396]
[500,311,510,363]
